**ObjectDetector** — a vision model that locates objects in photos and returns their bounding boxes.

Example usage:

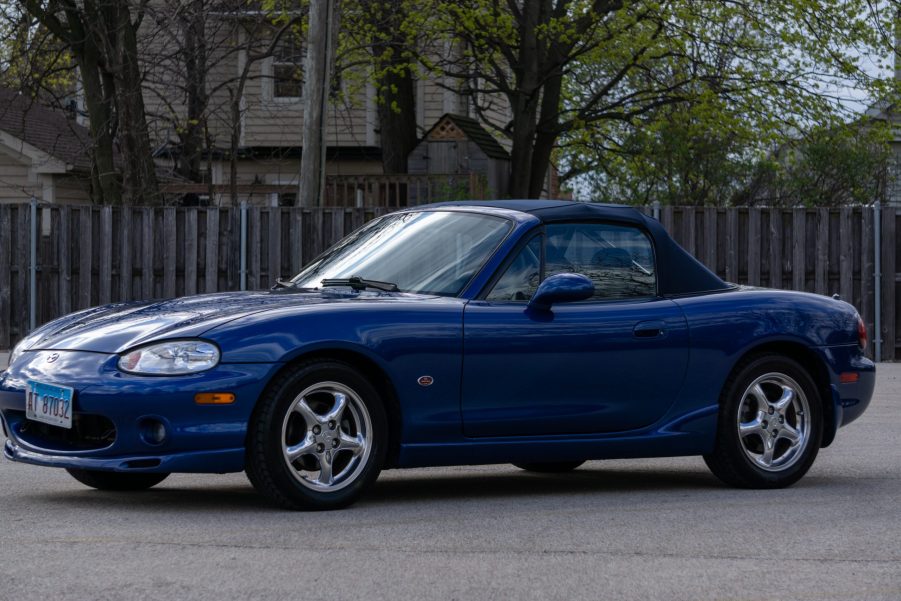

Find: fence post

[874,201,882,362]
[240,200,248,291]
[652,200,661,221]
[29,197,37,332]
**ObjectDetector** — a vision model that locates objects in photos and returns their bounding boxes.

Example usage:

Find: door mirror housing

[527,273,594,311]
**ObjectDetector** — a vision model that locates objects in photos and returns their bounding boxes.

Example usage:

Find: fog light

[139,418,167,445]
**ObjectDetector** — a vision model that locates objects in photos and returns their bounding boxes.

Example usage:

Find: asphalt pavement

[0,353,899,601]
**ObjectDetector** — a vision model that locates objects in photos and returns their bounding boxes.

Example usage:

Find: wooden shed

[407,113,510,200]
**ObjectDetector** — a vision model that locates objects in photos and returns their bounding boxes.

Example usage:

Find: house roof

[0,87,93,171]
[423,114,510,161]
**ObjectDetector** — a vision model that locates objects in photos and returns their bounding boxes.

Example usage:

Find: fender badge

[417,375,434,387]
[46,352,59,364]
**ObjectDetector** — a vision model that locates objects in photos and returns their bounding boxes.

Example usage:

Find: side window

[486,236,541,301]
[545,223,656,300]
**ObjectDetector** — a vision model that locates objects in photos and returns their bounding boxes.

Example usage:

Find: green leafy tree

[431,0,899,200]
[339,0,440,174]
[0,7,74,100]
[748,123,891,207]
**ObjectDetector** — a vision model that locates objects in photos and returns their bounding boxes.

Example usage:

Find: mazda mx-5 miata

[0,200,875,509]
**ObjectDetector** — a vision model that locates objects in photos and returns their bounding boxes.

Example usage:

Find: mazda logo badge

[46,353,59,363]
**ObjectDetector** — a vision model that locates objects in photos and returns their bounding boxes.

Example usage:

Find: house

[0,87,93,204]
[137,10,519,206]
[0,6,547,207]
[407,113,512,201]
[863,98,901,206]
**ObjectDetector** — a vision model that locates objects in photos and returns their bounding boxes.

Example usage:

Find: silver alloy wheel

[280,381,372,492]
[736,372,810,472]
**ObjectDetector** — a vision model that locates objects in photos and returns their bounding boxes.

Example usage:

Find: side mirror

[527,273,594,312]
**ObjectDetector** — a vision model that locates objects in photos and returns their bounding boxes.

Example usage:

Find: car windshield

[290,210,512,296]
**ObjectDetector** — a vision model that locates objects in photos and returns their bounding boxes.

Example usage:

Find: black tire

[66,468,169,491]
[704,354,823,489]
[245,360,388,510]
[513,461,584,473]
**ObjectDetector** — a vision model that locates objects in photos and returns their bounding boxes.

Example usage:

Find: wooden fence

[0,203,897,360]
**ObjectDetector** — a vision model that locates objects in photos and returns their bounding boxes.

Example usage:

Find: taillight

[857,315,867,350]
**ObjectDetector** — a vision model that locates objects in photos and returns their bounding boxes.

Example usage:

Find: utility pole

[299,0,339,207]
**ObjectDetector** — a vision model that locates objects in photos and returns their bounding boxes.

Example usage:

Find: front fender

[204,301,467,444]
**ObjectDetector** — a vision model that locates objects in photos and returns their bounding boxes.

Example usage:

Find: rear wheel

[513,461,584,473]
[66,469,169,491]
[704,354,822,488]
[246,360,387,510]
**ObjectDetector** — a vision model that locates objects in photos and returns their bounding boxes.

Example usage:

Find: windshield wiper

[320,276,399,292]
[271,278,295,289]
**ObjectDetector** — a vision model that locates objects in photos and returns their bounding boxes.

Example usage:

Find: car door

[461,222,689,437]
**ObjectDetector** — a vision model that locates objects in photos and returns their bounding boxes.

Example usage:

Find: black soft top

[426,200,730,296]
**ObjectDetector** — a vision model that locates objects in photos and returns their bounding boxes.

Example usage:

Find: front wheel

[704,354,822,488]
[245,360,387,510]
[66,469,169,491]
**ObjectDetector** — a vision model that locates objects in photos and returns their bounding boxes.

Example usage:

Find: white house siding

[886,143,901,206]
[421,78,446,136]
[0,153,37,203]
[52,174,92,204]
[139,16,242,156]
[477,98,512,151]
[135,10,513,173]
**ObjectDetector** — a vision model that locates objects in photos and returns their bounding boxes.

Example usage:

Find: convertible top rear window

[291,210,511,296]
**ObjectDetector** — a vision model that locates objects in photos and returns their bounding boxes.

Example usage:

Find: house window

[273,35,303,99]
[278,192,297,207]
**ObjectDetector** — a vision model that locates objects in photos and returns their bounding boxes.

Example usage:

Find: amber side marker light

[839,373,859,384]
[195,392,236,405]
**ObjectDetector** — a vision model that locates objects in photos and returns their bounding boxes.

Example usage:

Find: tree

[583,97,762,206]
[745,123,891,207]
[21,0,160,204]
[142,0,211,184]
[433,0,900,199]
[342,0,422,174]
[0,7,75,100]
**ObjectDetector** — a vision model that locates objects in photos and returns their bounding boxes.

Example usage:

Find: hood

[17,289,430,354]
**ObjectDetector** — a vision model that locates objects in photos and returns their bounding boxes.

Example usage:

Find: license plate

[25,380,74,429]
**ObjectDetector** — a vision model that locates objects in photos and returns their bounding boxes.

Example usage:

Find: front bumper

[0,349,278,473]
[3,439,245,473]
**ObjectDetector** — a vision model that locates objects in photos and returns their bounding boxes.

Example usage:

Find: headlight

[118,341,220,375]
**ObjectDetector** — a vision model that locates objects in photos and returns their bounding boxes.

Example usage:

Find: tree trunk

[506,1,544,198]
[75,54,120,204]
[110,2,161,204]
[300,0,340,207]
[370,0,418,175]
[528,60,564,198]
[178,0,208,183]
[374,46,417,174]
[509,110,538,198]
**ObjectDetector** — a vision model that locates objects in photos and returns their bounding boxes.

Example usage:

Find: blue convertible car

[0,200,875,509]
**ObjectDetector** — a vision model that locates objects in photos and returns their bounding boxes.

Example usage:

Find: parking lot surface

[0,354,898,600]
